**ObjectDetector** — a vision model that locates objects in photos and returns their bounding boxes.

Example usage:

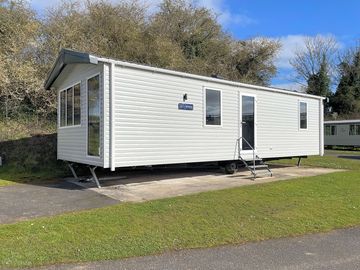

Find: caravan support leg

[297,157,302,167]
[67,162,79,180]
[89,166,101,188]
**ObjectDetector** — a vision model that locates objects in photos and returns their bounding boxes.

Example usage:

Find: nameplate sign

[178,103,194,110]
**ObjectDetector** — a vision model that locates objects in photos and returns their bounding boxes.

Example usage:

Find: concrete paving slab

[68,166,341,202]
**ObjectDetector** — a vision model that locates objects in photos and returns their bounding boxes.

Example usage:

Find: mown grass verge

[0,169,359,268]
[269,151,360,170]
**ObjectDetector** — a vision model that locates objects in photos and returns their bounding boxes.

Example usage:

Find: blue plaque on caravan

[178,103,194,110]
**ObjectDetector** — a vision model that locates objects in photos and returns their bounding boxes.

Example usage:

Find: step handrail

[238,137,256,175]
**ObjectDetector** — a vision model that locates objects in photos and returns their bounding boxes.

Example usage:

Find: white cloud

[274,34,342,70]
[274,35,308,69]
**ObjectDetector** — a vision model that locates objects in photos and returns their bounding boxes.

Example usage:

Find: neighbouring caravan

[324,120,360,148]
[45,49,325,187]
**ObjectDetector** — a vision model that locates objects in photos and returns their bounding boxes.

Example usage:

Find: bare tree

[290,35,338,87]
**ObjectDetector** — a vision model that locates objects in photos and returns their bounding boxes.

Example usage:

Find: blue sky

[29,0,360,89]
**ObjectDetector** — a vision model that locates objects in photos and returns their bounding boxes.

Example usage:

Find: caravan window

[205,89,221,126]
[59,83,81,127]
[325,125,336,136]
[87,75,100,157]
[299,102,307,129]
[60,91,66,127]
[74,84,81,125]
[66,87,73,126]
[349,124,360,135]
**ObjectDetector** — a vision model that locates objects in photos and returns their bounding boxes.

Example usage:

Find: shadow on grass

[0,134,74,189]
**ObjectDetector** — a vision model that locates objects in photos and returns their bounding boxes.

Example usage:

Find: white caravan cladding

[324,120,360,147]
[45,49,325,173]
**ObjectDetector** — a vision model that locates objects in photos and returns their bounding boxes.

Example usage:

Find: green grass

[0,166,64,187]
[1,169,360,268]
[0,152,359,268]
[325,149,360,155]
[269,151,360,170]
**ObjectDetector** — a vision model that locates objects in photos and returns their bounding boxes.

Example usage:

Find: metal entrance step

[237,137,273,180]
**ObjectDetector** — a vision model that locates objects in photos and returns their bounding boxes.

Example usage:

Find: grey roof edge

[325,119,360,124]
[44,48,98,90]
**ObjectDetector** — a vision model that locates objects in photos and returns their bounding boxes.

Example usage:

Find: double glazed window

[325,125,336,136]
[59,83,81,127]
[205,89,221,125]
[349,124,360,136]
[299,102,307,129]
[87,75,100,157]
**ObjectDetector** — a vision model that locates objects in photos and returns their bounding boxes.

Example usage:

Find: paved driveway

[31,226,360,270]
[0,181,118,224]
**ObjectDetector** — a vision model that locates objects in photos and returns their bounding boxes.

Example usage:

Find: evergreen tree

[332,49,360,115]
[307,54,331,97]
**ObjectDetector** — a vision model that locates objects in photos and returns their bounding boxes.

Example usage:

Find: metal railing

[237,136,256,176]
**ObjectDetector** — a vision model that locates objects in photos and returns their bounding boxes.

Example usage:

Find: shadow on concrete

[338,155,360,160]
[70,164,290,188]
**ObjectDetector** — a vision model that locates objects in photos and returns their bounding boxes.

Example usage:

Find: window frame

[86,73,101,159]
[299,101,308,130]
[203,87,223,127]
[58,81,81,129]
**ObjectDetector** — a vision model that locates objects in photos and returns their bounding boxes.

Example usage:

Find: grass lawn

[269,151,360,170]
[0,154,359,268]
[325,149,360,155]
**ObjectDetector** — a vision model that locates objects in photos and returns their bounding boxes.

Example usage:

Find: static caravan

[324,120,360,148]
[45,49,325,187]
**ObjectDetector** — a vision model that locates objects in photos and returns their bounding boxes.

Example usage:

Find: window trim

[203,87,223,127]
[299,101,308,130]
[86,73,102,159]
[58,81,82,129]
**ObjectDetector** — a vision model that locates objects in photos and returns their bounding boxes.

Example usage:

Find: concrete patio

[68,165,341,202]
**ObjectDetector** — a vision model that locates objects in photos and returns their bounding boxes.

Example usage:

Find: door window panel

[242,96,255,150]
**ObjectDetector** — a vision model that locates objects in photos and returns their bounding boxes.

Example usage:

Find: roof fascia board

[325,120,360,124]
[44,49,98,90]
